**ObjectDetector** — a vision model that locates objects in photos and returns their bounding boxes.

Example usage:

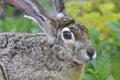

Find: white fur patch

[80,50,90,62]
[57,13,64,18]
[93,52,97,59]
[24,15,38,23]
[24,15,45,31]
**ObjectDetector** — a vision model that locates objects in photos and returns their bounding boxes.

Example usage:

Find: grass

[83,23,120,80]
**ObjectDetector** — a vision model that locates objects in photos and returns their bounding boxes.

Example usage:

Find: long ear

[3,0,56,44]
[53,0,67,18]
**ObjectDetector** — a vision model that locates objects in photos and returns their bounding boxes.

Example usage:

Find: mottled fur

[0,33,85,80]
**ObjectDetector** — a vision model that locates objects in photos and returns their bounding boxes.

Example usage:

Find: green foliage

[66,1,120,80]
[0,17,41,33]
[66,1,120,38]
[6,6,15,16]
[108,22,120,80]
[89,0,120,12]
[109,22,120,33]
[83,22,120,80]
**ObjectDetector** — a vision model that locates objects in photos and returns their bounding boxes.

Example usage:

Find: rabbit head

[3,0,96,64]
[52,17,96,64]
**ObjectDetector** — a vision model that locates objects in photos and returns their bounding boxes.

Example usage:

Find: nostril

[87,49,95,60]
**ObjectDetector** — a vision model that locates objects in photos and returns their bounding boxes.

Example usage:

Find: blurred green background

[0,0,120,80]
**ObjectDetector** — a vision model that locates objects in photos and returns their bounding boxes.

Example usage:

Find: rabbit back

[0,33,84,80]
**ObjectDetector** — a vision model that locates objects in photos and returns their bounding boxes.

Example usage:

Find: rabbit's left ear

[53,0,67,18]
[3,0,57,44]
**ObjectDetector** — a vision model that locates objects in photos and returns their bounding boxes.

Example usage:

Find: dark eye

[63,31,72,39]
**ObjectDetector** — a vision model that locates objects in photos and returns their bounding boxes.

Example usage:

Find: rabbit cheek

[73,49,90,64]
[79,49,90,63]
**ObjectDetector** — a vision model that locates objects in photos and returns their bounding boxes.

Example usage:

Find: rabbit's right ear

[53,0,67,18]
[3,0,56,44]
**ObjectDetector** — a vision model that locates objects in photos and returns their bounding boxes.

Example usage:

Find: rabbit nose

[87,48,95,60]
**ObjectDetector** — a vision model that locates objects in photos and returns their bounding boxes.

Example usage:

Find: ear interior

[53,0,67,18]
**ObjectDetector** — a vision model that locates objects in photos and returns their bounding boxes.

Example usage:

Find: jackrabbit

[0,0,96,80]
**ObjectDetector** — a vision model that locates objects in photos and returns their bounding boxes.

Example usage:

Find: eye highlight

[63,31,72,39]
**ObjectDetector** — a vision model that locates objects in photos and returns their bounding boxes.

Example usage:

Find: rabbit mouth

[72,50,96,64]
[73,56,93,64]
[73,59,89,64]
